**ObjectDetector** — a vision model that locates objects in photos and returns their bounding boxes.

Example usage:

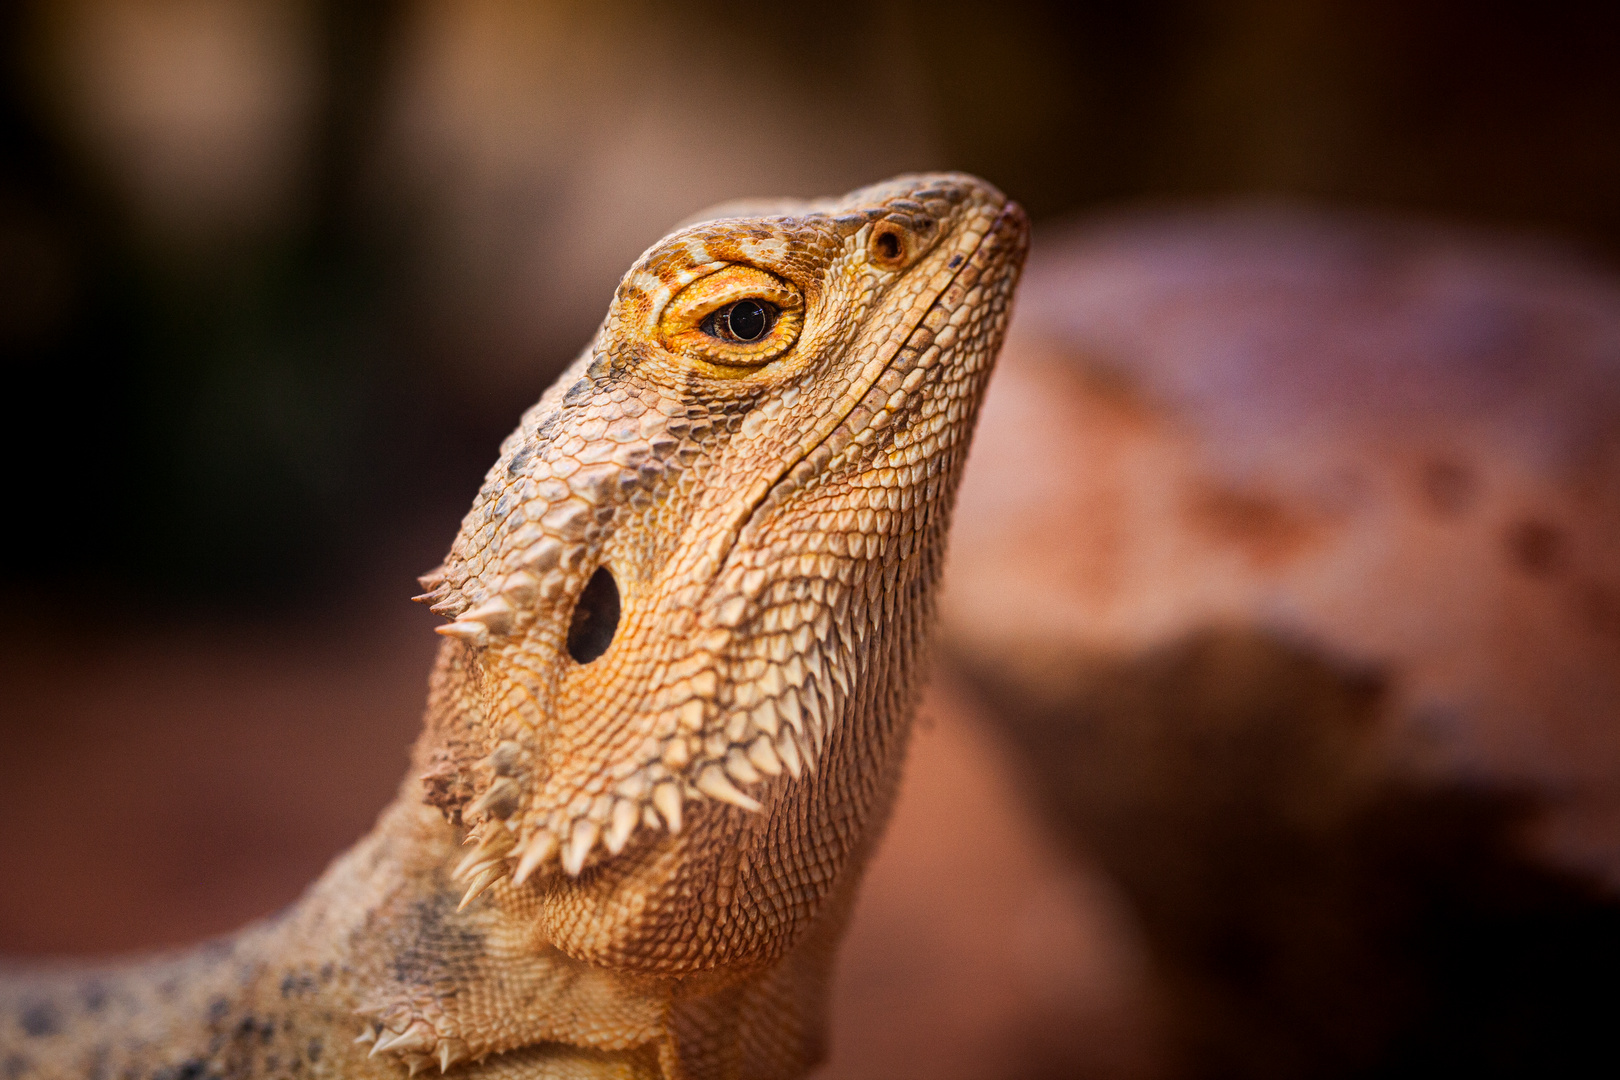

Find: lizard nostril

[873,228,903,264]
[566,566,621,664]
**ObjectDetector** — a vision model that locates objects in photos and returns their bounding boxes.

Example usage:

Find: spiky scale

[653,782,683,833]
[748,735,784,776]
[605,798,638,854]
[562,818,600,876]
[466,777,521,820]
[462,596,516,636]
[777,729,804,779]
[374,1021,435,1057]
[511,830,558,885]
[452,827,514,881]
[725,747,761,785]
[436,1038,470,1073]
[695,765,762,812]
[435,619,489,647]
[457,863,509,911]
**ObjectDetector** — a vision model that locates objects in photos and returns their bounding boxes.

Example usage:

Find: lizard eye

[702,299,777,343]
[659,265,803,368]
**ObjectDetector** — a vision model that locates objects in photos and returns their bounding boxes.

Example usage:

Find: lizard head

[414,172,1027,973]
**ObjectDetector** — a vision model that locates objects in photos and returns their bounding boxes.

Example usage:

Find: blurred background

[2,2,1618,1077]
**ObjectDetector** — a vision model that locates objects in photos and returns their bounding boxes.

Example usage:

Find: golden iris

[659,266,803,367]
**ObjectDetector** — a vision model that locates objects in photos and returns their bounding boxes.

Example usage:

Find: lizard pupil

[721,300,772,342]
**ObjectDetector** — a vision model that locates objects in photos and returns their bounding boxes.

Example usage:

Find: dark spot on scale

[1505,518,1566,577]
[151,1058,214,1080]
[507,444,535,476]
[307,1038,322,1063]
[207,998,229,1024]
[392,893,489,988]
[2,1054,28,1080]
[947,254,964,269]
[235,1014,275,1046]
[80,982,108,1014]
[19,1001,60,1037]
[563,378,594,406]
[279,971,318,1000]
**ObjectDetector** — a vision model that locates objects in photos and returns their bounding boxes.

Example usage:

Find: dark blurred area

[4,0,1620,610]
[2,2,1618,1078]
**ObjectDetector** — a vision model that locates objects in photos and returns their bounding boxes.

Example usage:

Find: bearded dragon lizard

[0,173,1027,1080]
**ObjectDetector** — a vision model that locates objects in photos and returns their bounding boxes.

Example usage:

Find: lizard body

[1,173,1027,1079]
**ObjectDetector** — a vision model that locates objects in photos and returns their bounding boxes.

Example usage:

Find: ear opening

[566,565,621,664]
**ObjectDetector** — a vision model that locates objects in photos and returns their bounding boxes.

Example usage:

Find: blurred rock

[941,206,1620,1076]
[825,676,1162,1080]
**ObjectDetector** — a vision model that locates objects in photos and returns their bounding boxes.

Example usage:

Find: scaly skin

[0,173,1027,1079]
